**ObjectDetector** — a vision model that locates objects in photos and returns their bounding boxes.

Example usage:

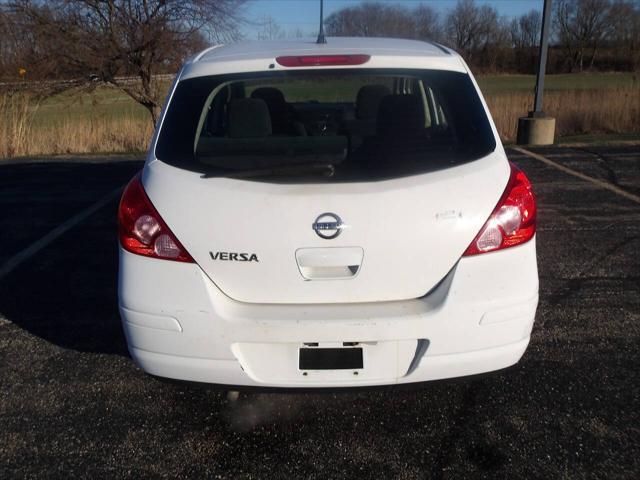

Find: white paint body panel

[119,37,539,387]
[119,239,538,387]
[143,151,509,304]
[180,37,467,79]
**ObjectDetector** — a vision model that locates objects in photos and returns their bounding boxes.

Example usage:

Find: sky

[240,0,543,38]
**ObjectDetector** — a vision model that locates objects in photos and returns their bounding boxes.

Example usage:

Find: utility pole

[317,0,326,44]
[517,0,556,145]
[533,0,553,115]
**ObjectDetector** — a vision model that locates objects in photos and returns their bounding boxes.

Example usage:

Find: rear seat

[343,85,391,149]
[250,87,306,136]
[376,94,426,138]
[355,94,435,166]
[198,98,347,169]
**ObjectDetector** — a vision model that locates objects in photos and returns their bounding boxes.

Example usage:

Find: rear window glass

[155,69,496,182]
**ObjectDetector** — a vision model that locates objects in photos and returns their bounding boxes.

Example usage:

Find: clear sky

[240,0,543,38]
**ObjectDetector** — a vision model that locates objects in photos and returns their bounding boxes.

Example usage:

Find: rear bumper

[118,239,538,388]
[129,337,529,387]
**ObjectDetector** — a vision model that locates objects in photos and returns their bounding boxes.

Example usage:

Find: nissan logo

[312,213,343,239]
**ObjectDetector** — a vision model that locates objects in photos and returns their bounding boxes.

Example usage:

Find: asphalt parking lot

[1,146,638,479]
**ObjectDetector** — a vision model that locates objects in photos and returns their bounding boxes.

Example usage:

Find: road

[1,147,639,479]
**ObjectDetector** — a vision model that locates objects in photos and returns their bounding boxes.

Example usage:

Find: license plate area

[299,347,363,370]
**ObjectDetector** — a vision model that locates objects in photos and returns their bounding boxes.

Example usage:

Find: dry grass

[17,116,153,156]
[0,92,40,158]
[486,86,640,142]
[0,91,152,158]
[1,85,638,158]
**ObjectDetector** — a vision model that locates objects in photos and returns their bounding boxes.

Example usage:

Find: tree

[257,15,284,41]
[511,10,541,49]
[508,9,542,72]
[606,0,640,69]
[445,0,501,56]
[554,0,611,71]
[413,4,443,42]
[287,28,306,39]
[325,2,415,38]
[446,0,481,55]
[7,0,246,123]
[445,0,510,69]
[0,7,52,82]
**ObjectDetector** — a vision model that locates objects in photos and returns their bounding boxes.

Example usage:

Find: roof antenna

[316,0,326,44]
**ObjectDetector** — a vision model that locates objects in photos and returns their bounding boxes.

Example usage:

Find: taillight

[118,173,194,262]
[463,163,536,256]
[275,54,370,67]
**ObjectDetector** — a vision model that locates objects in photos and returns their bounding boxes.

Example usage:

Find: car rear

[118,38,538,388]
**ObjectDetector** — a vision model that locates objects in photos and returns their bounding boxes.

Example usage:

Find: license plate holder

[299,347,363,370]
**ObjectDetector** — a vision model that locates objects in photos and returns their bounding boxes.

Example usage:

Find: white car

[118,38,538,388]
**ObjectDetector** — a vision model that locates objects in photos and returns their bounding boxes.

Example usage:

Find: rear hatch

[144,153,508,304]
[147,65,507,304]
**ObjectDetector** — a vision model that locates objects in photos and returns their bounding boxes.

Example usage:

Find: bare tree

[0,7,50,81]
[606,0,640,69]
[414,4,443,42]
[445,0,509,69]
[507,9,542,72]
[257,15,284,41]
[325,2,415,38]
[7,0,246,123]
[0,10,17,78]
[3,0,637,91]
[511,10,541,49]
[287,28,306,39]
[555,0,611,71]
[445,0,500,56]
[446,0,480,55]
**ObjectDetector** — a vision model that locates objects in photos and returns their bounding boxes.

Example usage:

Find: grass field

[1,72,638,157]
[476,72,638,94]
[32,71,638,120]
[35,85,152,125]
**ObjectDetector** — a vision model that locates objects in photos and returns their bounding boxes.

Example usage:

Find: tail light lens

[118,173,194,262]
[463,163,536,256]
[276,54,370,67]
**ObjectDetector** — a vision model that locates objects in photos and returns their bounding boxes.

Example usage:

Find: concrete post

[517,116,556,145]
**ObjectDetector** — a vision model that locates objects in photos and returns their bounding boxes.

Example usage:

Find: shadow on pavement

[0,160,143,356]
[1,154,639,478]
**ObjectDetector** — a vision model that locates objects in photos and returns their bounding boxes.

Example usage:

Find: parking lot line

[0,186,124,280]
[512,146,640,205]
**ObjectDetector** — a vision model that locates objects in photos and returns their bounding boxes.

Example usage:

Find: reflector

[476,224,503,252]
[154,234,181,259]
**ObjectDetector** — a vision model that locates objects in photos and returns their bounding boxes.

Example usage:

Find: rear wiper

[201,163,335,179]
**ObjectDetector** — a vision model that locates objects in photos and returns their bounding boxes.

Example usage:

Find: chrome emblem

[312,213,343,239]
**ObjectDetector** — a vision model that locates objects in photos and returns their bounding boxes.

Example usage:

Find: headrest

[377,94,426,136]
[227,99,272,138]
[356,85,391,120]
[251,88,287,108]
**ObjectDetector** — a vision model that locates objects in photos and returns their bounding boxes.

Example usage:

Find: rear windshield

[155,69,496,182]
